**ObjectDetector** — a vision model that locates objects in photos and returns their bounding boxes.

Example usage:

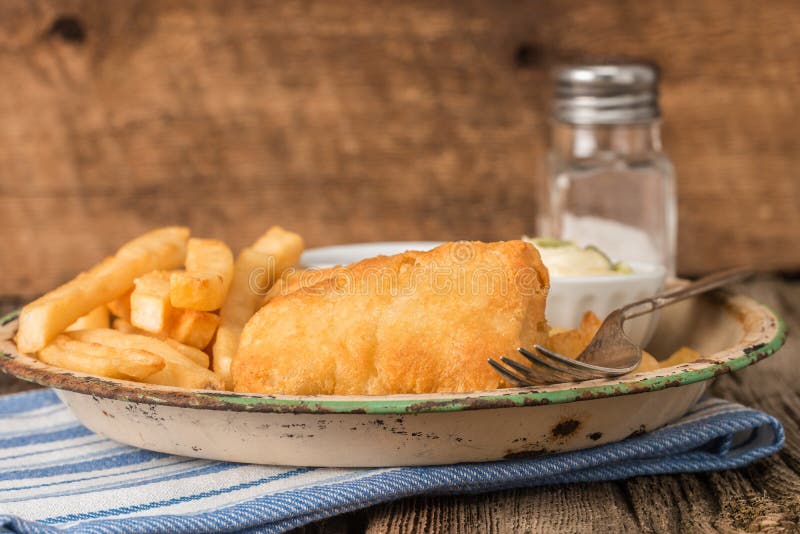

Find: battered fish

[232,240,550,395]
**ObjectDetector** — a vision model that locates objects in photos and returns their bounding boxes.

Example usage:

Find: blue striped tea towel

[0,389,784,534]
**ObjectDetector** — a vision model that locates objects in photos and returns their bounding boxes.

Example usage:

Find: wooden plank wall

[1,0,799,296]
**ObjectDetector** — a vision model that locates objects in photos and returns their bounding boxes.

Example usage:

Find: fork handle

[622,266,754,320]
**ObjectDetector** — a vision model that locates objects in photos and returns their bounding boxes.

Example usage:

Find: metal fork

[488,266,754,386]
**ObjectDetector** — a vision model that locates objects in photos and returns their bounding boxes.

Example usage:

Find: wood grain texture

[2,279,799,532]
[1,0,799,291]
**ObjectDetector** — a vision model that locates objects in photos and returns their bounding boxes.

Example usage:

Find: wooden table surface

[2,278,798,533]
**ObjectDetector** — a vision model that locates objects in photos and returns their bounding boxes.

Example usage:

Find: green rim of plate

[0,298,787,414]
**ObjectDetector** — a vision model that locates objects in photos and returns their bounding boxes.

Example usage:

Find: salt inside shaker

[539,63,677,275]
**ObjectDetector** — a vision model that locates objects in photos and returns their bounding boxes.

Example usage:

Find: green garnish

[613,261,634,274]
[585,245,613,265]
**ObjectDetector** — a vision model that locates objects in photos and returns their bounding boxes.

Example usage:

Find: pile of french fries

[16,226,303,390]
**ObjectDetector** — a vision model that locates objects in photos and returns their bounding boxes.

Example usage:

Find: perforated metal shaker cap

[552,63,660,124]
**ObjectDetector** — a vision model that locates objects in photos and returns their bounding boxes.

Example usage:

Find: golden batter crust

[232,241,549,395]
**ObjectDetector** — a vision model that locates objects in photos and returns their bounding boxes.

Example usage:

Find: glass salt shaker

[539,63,677,275]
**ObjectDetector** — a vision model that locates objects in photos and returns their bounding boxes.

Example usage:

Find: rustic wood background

[1,0,799,298]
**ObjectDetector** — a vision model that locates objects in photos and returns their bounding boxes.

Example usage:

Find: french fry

[546,326,570,336]
[17,227,189,353]
[578,311,602,334]
[167,309,219,350]
[66,305,110,332]
[170,239,234,311]
[633,351,661,373]
[112,318,210,369]
[107,289,133,321]
[211,327,240,387]
[69,329,224,390]
[545,329,587,359]
[213,226,303,387]
[545,311,603,359]
[130,269,220,351]
[130,271,173,333]
[659,346,701,368]
[38,334,165,381]
[130,270,220,349]
[111,317,138,334]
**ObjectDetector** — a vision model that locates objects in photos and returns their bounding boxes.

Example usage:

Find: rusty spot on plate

[743,342,766,354]
[626,424,647,439]
[552,418,581,437]
[694,358,721,365]
[522,396,551,406]
[626,382,652,394]
[405,397,517,413]
[712,365,732,377]
[576,390,600,401]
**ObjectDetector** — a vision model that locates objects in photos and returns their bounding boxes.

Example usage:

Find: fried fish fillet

[232,241,550,395]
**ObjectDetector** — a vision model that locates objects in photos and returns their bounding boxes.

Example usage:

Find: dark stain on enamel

[743,342,766,354]
[504,448,549,460]
[626,424,647,439]
[551,419,581,437]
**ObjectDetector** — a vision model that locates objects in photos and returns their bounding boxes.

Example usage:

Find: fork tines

[489,346,602,387]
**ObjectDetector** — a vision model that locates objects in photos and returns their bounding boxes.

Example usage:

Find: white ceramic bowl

[302,243,666,347]
[547,261,667,347]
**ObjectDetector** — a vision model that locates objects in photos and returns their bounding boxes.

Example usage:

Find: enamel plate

[0,245,786,467]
